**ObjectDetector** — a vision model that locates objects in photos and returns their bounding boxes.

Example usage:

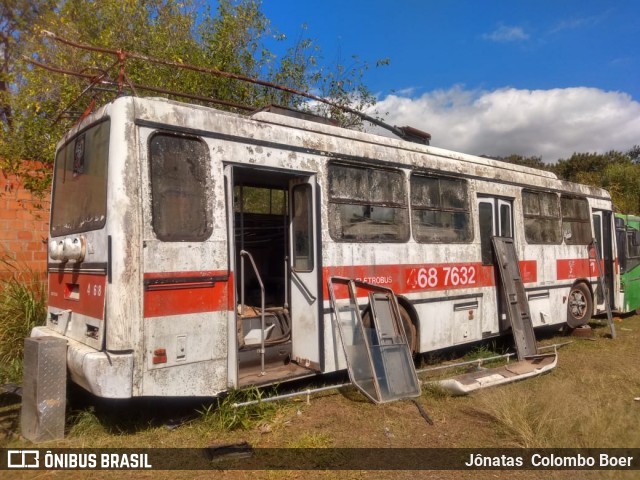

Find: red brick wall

[0,168,50,279]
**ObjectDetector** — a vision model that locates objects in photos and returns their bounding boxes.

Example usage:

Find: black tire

[567,282,593,328]
[361,301,418,355]
[398,303,418,356]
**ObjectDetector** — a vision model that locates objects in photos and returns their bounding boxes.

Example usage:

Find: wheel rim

[569,289,587,320]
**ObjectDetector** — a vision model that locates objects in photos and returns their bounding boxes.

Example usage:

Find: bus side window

[479,202,494,265]
[292,184,313,272]
[149,134,212,242]
[328,163,409,242]
[560,196,591,245]
[627,230,640,272]
[522,190,561,244]
[410,174,472,243]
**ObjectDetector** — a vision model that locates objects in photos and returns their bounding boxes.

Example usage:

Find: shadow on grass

[66,383,250,435]
[65,371,352,436]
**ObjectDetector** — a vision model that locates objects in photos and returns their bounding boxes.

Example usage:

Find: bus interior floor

[238,362,316,388]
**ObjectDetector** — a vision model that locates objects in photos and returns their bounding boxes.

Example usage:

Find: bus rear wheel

[398,303,418,356]
[567,283,592,328]
[361,302,418,356]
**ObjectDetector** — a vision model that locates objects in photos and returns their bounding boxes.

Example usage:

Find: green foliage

[198,387,280,431]
[0,258,47,384]
[552,147,640,215]
[67,407,105,437]
[487,147,640,215]
[1,0,382,197]
[553,150,631,183]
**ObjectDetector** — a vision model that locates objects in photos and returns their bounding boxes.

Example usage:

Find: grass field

[2,314,640,479]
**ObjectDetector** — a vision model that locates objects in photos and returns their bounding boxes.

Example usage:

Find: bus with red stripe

[33,96,621,398]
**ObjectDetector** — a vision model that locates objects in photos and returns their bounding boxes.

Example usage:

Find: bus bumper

[31,326,133,399]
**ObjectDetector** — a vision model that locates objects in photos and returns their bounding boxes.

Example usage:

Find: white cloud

[367,86,640,162]
[549,14,606,34]
[482,25,530,42]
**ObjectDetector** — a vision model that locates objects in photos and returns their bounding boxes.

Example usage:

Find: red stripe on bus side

[48,272,106,319]
[322,261,537,299]
[143,271,232,318]
[556,258,598,280]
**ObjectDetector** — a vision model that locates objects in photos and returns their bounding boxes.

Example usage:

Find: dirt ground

[2,316,639,480]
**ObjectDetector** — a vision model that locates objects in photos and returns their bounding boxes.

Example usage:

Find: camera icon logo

[7,450,40,469]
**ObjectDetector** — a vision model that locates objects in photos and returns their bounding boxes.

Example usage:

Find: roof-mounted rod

[38,30,431,145]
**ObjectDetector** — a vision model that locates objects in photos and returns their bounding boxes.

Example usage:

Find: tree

[552,150,631,183]
[552,149,640,215]
[493,149,640,214]
[0,1,56,128]
[600,162,640,214]
[628,145,640,164]
[1,0,381,196]
[1,0,205,193]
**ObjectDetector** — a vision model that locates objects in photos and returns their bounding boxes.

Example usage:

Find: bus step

[432,353,557,396]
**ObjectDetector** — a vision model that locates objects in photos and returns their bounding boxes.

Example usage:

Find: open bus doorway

[592,210,616,311]
[228,166,319,387]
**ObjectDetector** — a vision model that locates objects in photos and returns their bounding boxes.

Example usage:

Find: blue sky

[262,0,639,100]
[213,1,640,161]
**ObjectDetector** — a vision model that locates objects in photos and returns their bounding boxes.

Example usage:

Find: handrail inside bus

[239,250,267,376]
[290,270,317,304]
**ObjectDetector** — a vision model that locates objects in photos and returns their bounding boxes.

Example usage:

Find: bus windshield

[50,120,110,236]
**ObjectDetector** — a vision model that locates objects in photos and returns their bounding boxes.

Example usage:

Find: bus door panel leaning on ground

[34,96,620,398]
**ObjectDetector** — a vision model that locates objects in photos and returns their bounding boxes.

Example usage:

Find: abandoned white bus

[32,95,619,399]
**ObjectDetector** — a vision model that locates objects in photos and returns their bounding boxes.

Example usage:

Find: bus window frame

[560,195,591,245]
[148,132,213,242]
[327,162,409,243]
[410,172,473,244]
[50,118,111,237]
[521,189,562,245]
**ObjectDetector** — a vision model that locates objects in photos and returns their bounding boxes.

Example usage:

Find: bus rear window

[51,120,110,236]
[328,164,409,242]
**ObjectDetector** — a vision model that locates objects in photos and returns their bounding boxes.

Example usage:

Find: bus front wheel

[567,283,592,328]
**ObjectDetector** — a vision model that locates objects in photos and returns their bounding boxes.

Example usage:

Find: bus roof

[250,108,561,178]
[60,96,611,201]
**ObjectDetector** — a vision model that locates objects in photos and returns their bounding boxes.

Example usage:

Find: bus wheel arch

[566,281,593,328]
[396,296,419,355]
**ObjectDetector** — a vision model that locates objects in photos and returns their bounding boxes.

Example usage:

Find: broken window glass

[150,134,212,242]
